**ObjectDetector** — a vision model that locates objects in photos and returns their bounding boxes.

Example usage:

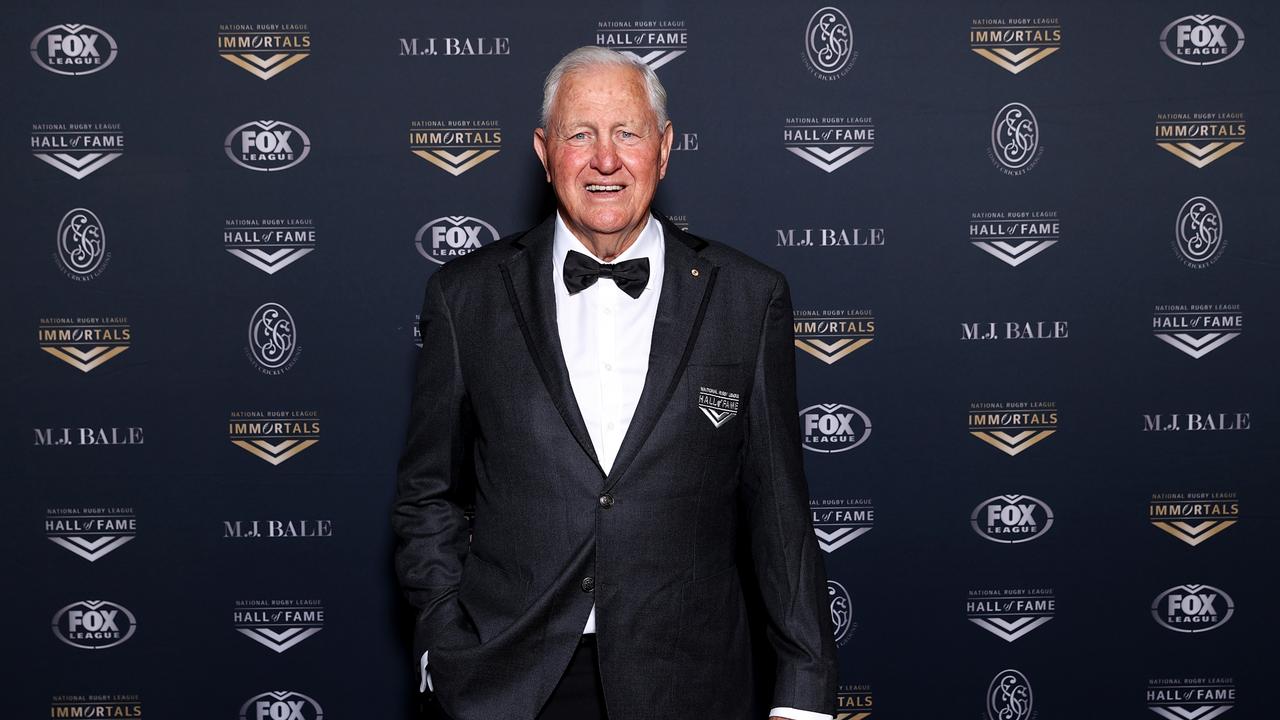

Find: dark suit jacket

[392,212,837,720]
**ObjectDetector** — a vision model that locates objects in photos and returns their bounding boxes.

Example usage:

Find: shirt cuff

[768,707,833,720]
[419,650,433,693]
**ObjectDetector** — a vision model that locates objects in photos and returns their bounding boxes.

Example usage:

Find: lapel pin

[691,268,700,277]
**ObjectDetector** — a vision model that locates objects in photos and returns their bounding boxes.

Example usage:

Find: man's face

[534,64,673,249]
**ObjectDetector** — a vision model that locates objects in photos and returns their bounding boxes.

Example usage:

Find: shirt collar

[552,211,663,273]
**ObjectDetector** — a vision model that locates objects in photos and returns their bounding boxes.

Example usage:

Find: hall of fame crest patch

[697,386,740,428]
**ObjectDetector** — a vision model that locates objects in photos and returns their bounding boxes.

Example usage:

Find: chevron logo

[232,438,318,465]
[970,429,1055,456]
[786,145,872,173]
[796,337,871,364]
[836,714,871,720]
[236,626,322,653]
[972,239,1057,267]
[698,406,735,428]
[814,526,872,553]
[48,535,134,562]
[617,49,685,70]
[1157,140,1244,168]
[34,151,122,180]
[1152,519,1237,546]
[221,52,308,80]
[973,47,1059,74]
[1149,705,1233,720]
[969,615,1052,642]
[1154,331,1239,359]
[226,247,314,275]
[41,344,128,372]
[412,148,500,176]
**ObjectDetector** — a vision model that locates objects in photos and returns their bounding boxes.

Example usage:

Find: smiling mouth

[585,184,625,193]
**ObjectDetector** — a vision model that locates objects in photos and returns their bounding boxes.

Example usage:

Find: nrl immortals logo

[239,691,324,720]
[1152,584,1234,633]
[696,386,740,428]
[987,670,1033,720]
[1173,197,1224,268]
[225,218,316,274]
[52,600,136,649]
[56,208,110,280]
[834,684,873,720]
[971,494,1055,544]
[827,580,855,648]
[246,302,300,374]
[1151,304,1241,359]
[968,401,1056,456]
[218,24,311,79]
[784,116,874,173]
[46,507,136,562]
[1149,492,1239,546]
[1155,112,1245,168]
[810,498,874,553]
[234,600,324,653]
[969,210,1059,267]
[1161,15,1244,66]
[989,103,1042,174]
[31,24,117,75]
[970,18,1061,74]
[31,122,124,179]
[415,216,499,265]
[794,310,874,364]
[38,316,130,372]
[229,410,320,465]
[226,121,310,171]
[409,120,501,176]
[595,19,687,70]
[967,588,1055,642]
[1147,677,1235,720]
[804,7,856,80]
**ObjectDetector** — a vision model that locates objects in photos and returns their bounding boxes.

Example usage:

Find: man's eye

[572,132,588,140]
[619,131,635,140]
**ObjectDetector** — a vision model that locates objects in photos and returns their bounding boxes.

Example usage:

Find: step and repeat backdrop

[5,1,1278,719]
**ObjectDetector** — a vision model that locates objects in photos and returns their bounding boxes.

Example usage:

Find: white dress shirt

[422,212,830,720]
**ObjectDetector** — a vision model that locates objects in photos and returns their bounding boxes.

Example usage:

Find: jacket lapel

[603,214,718,493]
[500,216,603,474]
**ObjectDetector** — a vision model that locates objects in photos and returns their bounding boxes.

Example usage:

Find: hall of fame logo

[1152,304,1241,359]
[1150,492,1238,547]
[784,117,874,173]
[1152,584,1233,633]
[971,494,1054,544]
[989,103,1042,175]
[595,19,687,70]
[1147,677,1235,720]
[827,580,855,648]
[226,121,310,171]
[967,588,1054,642]
[46,507,136,562]
[969,401,1056,456]
[696,386,740,428]
[794,310,874,364]
[1156,113,1245,168]
[234,599,324,653]
[415,215,499,264]
[835,684,873,720]
[50,696,141,720]
[801,403,871,453]
[52,600,136,649]
[240,691,324,720]
[229,410,320,465]
[410,120,501,176]
[1161,15,1244,66]
[225,218,316,274]
[804,7,856,80]
[412,313,422,347]
[969,210,1059,267]
[31,123,124,179]
[38,316,130,372]
[970,18,1061,74]
[987,669,1034,720]
[218,24,311,79]
[246,302,300,374]
[811,498,874,552]
[1174,197,1224,268]
[31,24,117,75]
[56,208,110,281]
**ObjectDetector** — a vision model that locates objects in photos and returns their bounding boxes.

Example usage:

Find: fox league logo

[415,216,498,265]
[801,403,871,453]
[226,121,311,171]
[987,669,1033,720]
[1161,15,1244,66]
[971,494,1054,544]
[52,600,136,649]
[31,24,117,75]
[1153,584,1234,633]
[240,691,324,720]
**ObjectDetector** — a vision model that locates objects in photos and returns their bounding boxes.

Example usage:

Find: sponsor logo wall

[7,3,1275,719]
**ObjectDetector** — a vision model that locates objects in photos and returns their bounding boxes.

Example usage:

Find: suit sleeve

[391,271,478,672]
[741,272,839,714]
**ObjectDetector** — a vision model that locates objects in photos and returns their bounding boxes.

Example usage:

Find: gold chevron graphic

[1157,140,1244,168]
[412,149,500,176]
[41,345,128,372]
[221,53,309,80]
[970,429,1055,456]
[972,46,1058,74]
[1152,519,1236,546]
[795,338,872,364]
[232,438,318,465]
[836,713,871,720]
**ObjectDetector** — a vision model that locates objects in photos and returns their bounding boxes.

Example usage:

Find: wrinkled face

[534,64,673,247]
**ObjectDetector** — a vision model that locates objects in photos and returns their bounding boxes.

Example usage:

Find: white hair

[540,46,669,132]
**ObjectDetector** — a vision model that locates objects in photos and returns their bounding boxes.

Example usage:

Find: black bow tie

[562,250,650,299]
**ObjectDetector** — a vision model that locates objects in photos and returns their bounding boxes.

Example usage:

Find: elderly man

[393,46,837,720]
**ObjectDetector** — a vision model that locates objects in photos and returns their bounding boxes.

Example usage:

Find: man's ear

[532,128,551,182]
[657,121,674,180]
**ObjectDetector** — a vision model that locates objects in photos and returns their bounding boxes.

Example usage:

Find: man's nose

[590,138,620,173]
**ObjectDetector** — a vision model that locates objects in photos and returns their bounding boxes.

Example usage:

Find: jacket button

[598,494,614,508]
[581,576,595,593]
